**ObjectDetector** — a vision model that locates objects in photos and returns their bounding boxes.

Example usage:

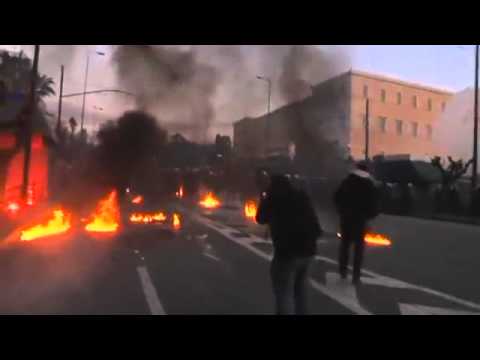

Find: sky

[1,45,477,138]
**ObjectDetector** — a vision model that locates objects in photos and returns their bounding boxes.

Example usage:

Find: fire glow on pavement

[129,212,167,224]
[20,209,72,241]
[337,232,392,247]
[244,200,257,222]
[199,192,221,209]
[85,190,120,233]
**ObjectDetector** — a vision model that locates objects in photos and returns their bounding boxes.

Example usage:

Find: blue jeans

[270,255,313,315]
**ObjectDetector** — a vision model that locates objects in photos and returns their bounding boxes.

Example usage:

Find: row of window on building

[367,116,433,140]
[363,85,446,112]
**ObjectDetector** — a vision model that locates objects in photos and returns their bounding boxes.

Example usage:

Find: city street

[1,202,480,315]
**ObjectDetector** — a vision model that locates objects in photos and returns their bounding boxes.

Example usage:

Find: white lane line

[191,213,369,315]
[315,255,480,312]
[399,303,480,315]
[137,266,167,315]
[192,212,480,314]
[204,253,221,262]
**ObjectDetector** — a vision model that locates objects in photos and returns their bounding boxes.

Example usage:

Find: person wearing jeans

[256,174,322,315]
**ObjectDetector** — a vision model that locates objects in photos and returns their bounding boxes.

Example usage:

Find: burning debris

[337,232,392,247]
[172,213,181,230]
[199,192,221,209]
[85,190,120,233]
[175,185,184,199]
[20,209,72,241]
[131,195,143,204]
[364,233,392,247]
[129,211,167,224]
[244,200,257,222]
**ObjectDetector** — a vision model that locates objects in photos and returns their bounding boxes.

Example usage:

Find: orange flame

[130,212,167,224]
[131,195,143,204]
[199,192,221,209]
[175,185,184,199]
[364,233,392,247]
[244,200,257,221]
[337,232,392,247]
[85,190,120,233]
[173,213,181,230]
[20,209,72,241]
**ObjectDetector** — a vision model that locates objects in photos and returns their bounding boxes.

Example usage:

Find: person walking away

[256,175,323,315]
[334,163,379,285]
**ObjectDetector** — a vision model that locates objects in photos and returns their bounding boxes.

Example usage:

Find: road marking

[191,213,369,315]
[190,211,480,314]
[137,266,166,315]
[310,273,371,315]
[204,253,221,262]
[315,255,480,312]
[398,303,480,315]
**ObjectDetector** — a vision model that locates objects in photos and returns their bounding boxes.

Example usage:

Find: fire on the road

[175,185,184,199]
[173,213,181,230]
[85,190,120,233]
[337,232,392,247]
[244,200,257,222]
[199,192,220,209]
[131,195,143,204]
[20,209,72,241]
[364,233,392,246]
[129,211,167,224]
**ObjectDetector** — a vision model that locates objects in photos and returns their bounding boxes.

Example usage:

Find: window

[378,117,387,133]
[412,122,418,137]
[442,101,446,112]
[396,120,403,135]
[426,125,433,140]
[363,85,368,98]
[397,92,402,105]
[381,89,386,103]
[413,95,418,108]
[428,98,433,112]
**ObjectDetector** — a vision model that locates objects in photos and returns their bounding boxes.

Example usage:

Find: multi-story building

[233,70,454,160]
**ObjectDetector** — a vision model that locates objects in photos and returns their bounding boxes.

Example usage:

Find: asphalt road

[1,203,480,315]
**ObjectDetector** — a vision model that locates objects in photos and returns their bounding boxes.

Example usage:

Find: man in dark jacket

[334,163,379,285]
[256,174,322,315]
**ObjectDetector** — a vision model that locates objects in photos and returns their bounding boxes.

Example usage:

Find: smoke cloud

[111,45,350,141]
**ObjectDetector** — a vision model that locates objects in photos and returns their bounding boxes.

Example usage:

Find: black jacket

[256,183,322,259]
[334,170,380,223]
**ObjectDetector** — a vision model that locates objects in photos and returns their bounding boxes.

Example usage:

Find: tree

[431,156,473,190]
[431,156,473,213]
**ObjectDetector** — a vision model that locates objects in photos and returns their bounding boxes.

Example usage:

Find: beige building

[233,70,454,160]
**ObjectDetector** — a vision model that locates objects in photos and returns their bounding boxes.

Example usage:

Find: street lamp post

[472,44,479,194]
[257,75,272,157]
[80,49,105,132]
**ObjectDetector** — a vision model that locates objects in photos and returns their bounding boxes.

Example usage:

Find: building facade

[233,70,454,161]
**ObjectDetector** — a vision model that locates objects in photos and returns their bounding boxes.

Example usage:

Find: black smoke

[111,46,218,142]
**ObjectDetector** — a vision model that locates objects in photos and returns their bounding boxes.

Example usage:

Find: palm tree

[36,74,56,99]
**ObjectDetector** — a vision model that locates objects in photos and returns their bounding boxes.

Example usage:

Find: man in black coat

[256,174,322,315]
[334,163,380,285]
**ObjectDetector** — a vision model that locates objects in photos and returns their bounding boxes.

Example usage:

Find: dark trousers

[270,255,313,315]
[338,220,366,281]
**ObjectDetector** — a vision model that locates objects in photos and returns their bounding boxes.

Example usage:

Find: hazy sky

[1,45,476,138]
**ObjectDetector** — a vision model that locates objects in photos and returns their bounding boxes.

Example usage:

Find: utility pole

[365,98,370,162]
[21,45,40,199]
[472,45,479,193]
[56,65,64,133]
[80,54,89,132]
[256,75,272,157]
